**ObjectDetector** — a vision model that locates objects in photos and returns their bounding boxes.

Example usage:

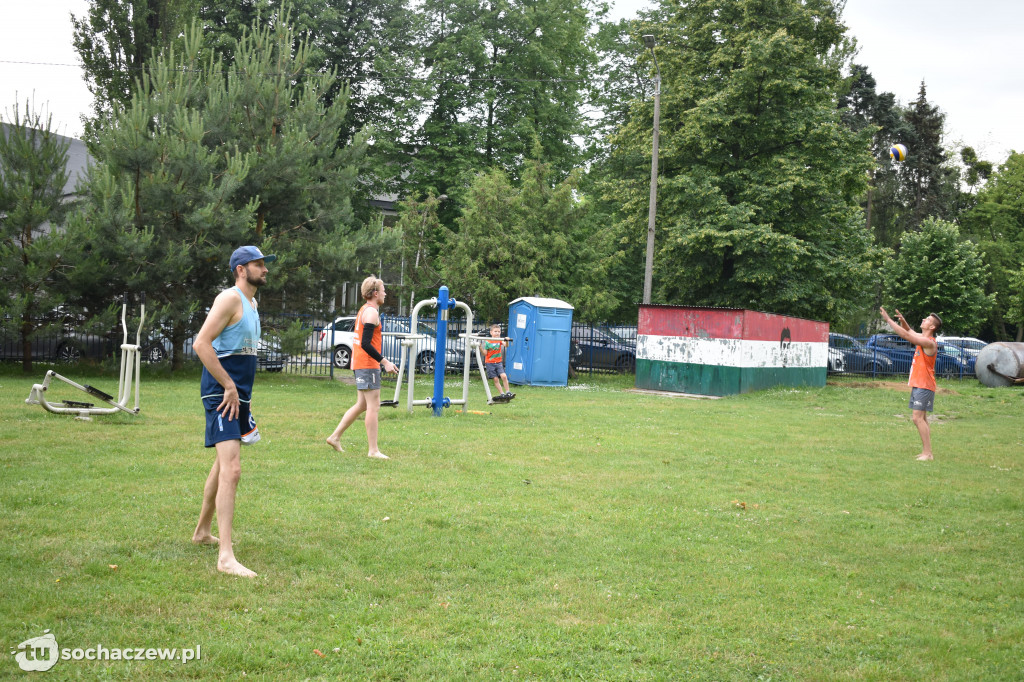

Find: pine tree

[71,14,383,368]
[900,82,958,230]
[0,103,76,372]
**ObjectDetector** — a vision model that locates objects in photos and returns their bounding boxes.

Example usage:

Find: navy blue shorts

[485,362,505,379]
[204,397,260,447]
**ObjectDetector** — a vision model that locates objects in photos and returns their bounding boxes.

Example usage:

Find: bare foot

[326,436,344,453]
[916,453,934,461]
[368,451,390,460]
[217,557,257,578]
[192,533,219,545]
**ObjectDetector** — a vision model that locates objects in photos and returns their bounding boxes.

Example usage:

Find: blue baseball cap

[230,246,277,271]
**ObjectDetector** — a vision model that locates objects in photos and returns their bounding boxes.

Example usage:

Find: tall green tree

[0,104,75,372]
[882,217,993,336]
[71,0,196,139]
[72,14,383,368]
[962,151,1024,340]
[437,149,612,322]
[837,64,913,249]
[409,0,597,205]
[198,0,423,207]
[1005,266,1024,343]
[897,82,960,231]
[603,0,877,323]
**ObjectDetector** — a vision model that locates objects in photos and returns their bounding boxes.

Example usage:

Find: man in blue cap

[191,245,276,577]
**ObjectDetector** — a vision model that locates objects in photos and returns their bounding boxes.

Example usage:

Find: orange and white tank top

[908,344,937,392]
[352,303,383,370]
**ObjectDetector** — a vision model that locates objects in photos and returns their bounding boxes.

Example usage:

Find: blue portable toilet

[506,297,574,386]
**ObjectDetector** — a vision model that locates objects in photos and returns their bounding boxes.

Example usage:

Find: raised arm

[880,307,937,354]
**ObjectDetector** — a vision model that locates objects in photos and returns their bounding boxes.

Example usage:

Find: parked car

[937,336,987,358]
[384,318,484,374]
[828,333,893,375]
[382,318,444,374]
[257,336,286,372]
[827,347,845,373]
[865,334,972,378]
[144,328,286,371]
[308,316,358,369]
[0,315,116,365]
[937,343,977,375]
[571,326,636,372]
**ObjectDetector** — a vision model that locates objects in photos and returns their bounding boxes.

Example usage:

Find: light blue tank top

[201,287,261,402]
[212,287,260,357]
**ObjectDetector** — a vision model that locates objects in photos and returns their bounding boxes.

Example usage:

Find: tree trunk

[20,314,33,374]
[172,325,187,372]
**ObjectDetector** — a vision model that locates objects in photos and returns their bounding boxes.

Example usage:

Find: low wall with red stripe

[636,306,829,397]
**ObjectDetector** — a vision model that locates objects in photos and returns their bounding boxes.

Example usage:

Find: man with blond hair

[326,275,398,459]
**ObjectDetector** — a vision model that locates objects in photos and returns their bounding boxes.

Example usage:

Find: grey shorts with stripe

[909,387,934,412]
[354,368,381,391]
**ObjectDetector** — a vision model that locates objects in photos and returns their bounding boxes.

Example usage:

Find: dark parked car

[829,333,893,375]
[0,316,115,365]
[865,334,972,378]
[571,326,636,372]
[143,329,286,371]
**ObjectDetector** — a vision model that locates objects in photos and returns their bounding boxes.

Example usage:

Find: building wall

[635,306,828,396]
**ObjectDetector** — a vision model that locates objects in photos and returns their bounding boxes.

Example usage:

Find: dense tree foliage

[962,152,1024,340]
[898,83,960,230]
[882,217,993,336]
[0,105,76,372]
[437,149,614,323]
[53,0,1018,338]
[408,0,596,203]
[69,15,385,367]
[198,0,422,209]
[601,0,877,323]
[72,0,196,139]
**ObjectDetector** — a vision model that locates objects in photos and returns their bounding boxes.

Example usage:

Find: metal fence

[827,334,978,380]
[2,314,980,381]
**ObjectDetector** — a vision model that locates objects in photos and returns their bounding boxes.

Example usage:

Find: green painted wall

[636,359,826,397]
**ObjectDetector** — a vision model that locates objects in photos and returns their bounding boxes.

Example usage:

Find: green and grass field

[1,366,1022,680]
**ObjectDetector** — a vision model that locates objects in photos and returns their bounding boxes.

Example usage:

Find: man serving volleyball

[880,306,942,461]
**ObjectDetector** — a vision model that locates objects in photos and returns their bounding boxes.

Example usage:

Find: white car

[827,346,845,373]
[937,336,987,358]
[308,316,357,368]
[309,315,456,373]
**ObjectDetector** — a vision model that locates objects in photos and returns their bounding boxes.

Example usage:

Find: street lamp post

[642,34,660,306]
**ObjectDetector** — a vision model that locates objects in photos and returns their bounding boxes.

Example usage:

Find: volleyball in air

[889,144,908,162]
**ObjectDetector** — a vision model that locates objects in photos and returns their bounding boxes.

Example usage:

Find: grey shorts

[909,387,935,412]
[485,362,505,379]
[354,368,381,391]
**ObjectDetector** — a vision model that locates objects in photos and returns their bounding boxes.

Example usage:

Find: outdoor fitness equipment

[460,331,515,406]
[383,286,513,415]
[26,295,146,421]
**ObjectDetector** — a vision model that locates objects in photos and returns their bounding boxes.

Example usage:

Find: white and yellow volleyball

[889,144,908,162]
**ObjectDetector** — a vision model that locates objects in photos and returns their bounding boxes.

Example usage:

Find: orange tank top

[908,343,937,391]
[352,303,383,370]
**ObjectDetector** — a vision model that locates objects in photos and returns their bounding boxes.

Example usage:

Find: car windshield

[601,328,629,343]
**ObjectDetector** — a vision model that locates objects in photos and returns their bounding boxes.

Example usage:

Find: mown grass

[1,365,1022,680]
